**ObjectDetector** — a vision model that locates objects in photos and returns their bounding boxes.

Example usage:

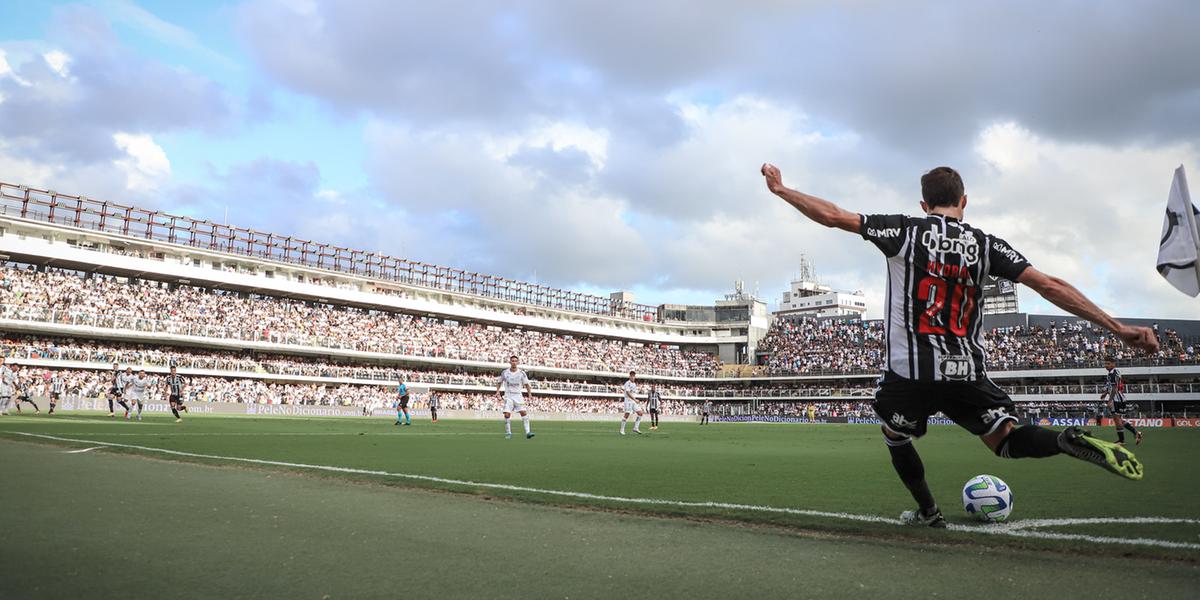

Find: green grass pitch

[1,413,1198,598]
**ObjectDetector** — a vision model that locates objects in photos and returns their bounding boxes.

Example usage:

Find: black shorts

[169,394,182,405]
[109,387,122,397]
[872,372,1016,438]
[50,392,61,400]
[649,408,660,414]
[398,395,410,409]
[1112,401,1130,415]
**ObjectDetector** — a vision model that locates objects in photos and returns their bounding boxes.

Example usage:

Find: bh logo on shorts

[981,407,1009,425]
[891,413,917,430]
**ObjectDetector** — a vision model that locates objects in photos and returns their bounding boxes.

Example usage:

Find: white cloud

[966,122,1200,318]
[42,50,71,77]
[112,132,171,192]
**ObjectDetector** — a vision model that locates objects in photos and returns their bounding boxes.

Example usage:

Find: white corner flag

[1157,165,1200,297]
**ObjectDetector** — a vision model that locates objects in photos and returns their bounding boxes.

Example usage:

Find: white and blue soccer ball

[962,474,1014,523]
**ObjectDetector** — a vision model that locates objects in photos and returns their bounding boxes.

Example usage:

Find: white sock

[505,418,512,435]
[621,418,627,433]
[634,415,642,430]
[522,415,530,434]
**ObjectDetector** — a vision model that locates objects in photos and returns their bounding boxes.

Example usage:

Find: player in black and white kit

[49,372,65,415]
[762,163,1158,527]
[647,384,662,431]
[700,400,712,425]
[165,366,187,423]
[428,391,440,423]
[108,363,131,418]
[11,365,40,414]
[1101,358,1141,446]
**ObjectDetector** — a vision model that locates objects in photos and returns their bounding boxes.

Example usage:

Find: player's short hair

[1104,357,1116,364]
[509,355,518,360]
[629,370,636,377]
[921,166,965,208]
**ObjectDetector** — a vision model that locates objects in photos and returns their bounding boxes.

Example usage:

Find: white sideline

[10,431,1200,551]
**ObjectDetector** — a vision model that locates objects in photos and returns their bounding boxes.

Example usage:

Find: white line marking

[13,432,504,437]
[8,432,1199,551]
[0,418,167,426]
[64,446,104,454]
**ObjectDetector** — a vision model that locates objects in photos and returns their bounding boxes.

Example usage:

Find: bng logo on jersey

[921,230,979,264]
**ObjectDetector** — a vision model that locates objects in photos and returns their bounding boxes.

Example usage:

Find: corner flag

[1157,165,1200,297]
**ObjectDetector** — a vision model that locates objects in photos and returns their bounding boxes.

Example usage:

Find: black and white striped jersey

[861,213,1031,382]
[1105,368,1124,398]
[166,374,186,396]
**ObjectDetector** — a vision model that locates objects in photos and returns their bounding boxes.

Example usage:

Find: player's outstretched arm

[1017,267,1159,353]
[760,163,861,233]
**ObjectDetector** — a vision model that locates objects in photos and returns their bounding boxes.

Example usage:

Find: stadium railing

[0,181,662,323]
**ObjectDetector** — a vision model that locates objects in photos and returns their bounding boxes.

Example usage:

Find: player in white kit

[123,369,153,421]
[495,355,535,439]
[620,371,643,435]
[0,357,14,416]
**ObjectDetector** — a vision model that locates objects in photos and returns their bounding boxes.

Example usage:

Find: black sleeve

[987,235,1031,282]
[859,214,909,258]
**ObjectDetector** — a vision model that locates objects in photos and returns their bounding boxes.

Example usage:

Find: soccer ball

[961,474,1013,522]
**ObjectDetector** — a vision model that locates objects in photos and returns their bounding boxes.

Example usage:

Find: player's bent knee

[881,425,912,446]
[981,420,1014,453]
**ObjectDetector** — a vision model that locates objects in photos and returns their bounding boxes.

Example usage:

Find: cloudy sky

[1,0,1198,319]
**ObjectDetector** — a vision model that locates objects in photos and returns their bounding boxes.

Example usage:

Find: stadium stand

[0,181,1197,421]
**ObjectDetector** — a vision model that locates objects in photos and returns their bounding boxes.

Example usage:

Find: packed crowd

[0,265,718,376]
[6,366,707,414]
[759,317,1200,375]
[758,318,885,374]
[1,335,873,399]
[986,320,1197,370]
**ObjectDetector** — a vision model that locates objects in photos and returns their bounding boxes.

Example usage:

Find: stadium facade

[0,181,1197,420]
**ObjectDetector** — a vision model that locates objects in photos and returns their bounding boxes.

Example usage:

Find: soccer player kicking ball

[395,381,412,426]
[496,355,534,439]
[620,371,643,435]
[1101,358,1141,446]
[762,163,1158,528]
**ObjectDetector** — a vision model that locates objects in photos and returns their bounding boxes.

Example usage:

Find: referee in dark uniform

[166,366,187,422]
